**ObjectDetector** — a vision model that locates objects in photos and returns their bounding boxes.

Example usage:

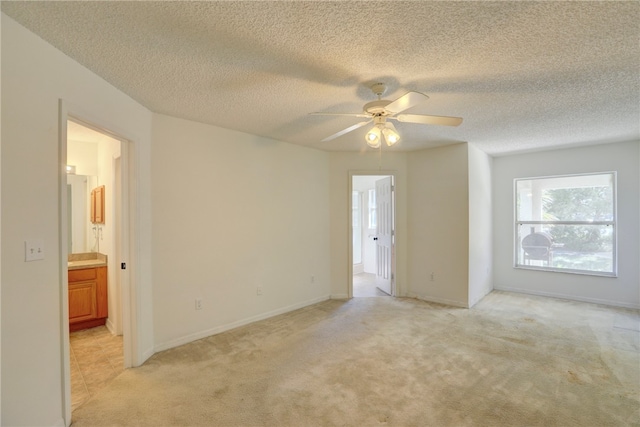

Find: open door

[375,176,393,295]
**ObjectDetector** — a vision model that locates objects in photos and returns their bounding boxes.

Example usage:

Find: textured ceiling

[2,1,639,155]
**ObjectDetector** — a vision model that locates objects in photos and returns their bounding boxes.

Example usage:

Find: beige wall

[1,14,153,426]
[407,144,470,307]
[151,114,331,350]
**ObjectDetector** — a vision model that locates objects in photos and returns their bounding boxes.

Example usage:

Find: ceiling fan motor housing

[363,100,392,116]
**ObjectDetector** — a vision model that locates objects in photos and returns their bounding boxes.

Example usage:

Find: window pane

[368,189,376,229]
[517,223,614,274]
[515,172,616,276]
[352,191,362,264]
[352,191,360,227]
[517,173,614,222]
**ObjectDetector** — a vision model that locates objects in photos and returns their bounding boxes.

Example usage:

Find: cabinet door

[96,266,108,318]
[90,185,105,224]
[69,281,97,323]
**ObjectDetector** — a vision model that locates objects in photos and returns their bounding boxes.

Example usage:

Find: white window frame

[514,171,617,277]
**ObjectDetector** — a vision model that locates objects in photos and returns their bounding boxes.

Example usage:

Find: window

[515,172,616,276]
[352,191,362,264]
[368,189,376,229]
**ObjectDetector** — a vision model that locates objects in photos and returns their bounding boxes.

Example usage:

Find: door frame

[348,171,397,298]
[58,100,137,424]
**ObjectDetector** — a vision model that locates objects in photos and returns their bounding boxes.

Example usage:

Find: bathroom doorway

[350,173,396,298]
[65,118,127,412]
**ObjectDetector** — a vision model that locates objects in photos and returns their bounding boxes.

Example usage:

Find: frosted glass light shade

[365,127,381,148]
[382,127,400,146]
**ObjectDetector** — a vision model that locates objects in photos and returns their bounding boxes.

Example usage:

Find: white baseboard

[331,293,349,299]
[353,263,364,274]
[105,318,116,335]
[494,286,640,309]
[138,347,155,366]
[468,286,493,308]
[154,294,331,353]
[408,293,469,308]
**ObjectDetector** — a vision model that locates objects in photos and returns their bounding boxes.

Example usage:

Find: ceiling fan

[311,83,462,148]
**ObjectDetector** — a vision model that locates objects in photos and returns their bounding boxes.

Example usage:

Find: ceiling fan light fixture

[382,126,400,146]
[365,126,381,148]
[313,84,462,145]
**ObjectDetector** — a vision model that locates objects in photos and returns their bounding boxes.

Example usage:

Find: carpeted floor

[71,291,640,426]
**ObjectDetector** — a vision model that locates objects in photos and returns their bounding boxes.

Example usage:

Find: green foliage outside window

[542,187,613,252]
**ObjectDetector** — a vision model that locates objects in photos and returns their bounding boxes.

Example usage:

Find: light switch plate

[25,239,45,261]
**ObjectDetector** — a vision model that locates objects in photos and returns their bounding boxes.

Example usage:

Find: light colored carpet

[71,291,640,426]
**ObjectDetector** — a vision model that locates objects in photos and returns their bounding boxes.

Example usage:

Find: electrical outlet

[257,286,263,296]
[430,272,435,282]
[195,298,203,310]
[310,275,315,284]
[25,239,45,262]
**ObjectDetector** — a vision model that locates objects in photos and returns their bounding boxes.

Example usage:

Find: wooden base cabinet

[68,266,107,332]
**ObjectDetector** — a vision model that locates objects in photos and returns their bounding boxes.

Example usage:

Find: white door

[375,177,393,295]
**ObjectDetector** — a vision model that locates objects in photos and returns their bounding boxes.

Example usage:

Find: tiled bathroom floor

[70,326,124,412]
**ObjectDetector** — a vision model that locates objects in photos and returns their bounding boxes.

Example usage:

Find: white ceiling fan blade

[309,112,370,118]
[321,120,372,142]
[396,114,463,127]
[384,91,429,114]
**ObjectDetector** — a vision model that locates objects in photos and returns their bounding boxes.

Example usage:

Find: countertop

[68,252,107,270]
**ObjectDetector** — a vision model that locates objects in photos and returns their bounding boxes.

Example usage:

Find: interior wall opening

[351,174,396,298]
[65,118,127,413]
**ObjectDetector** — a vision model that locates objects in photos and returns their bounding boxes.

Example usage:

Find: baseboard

[494,285,640,309]
[353,264,364,274]
[468,286,493,308]
[139,347,155,366]
[408,293,469,308]
[330,293,349,299]
[154,294,331,353]
[53,417,66,427]
[105,318,116,335]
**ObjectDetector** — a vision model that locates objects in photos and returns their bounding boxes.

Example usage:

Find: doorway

[64,117,130,413]
[350,174,396,298]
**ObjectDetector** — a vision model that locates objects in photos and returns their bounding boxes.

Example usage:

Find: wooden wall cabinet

[68,266,108,332]
[90,185,105,224]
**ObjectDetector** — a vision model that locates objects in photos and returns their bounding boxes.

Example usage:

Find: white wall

[468,144,493,307]
[67,139,98,176]
[1,13,4,423]
[493,141,640,308]
[151,114,331,350]
[96,137,121,334]
[407,144,470,307]
[329,152,408,298]
[1,14,153,426]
